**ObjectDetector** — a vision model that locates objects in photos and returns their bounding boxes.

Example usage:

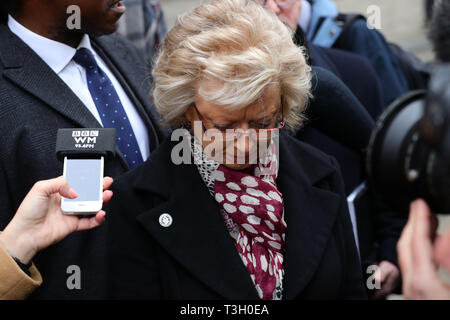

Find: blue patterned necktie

[73,48,143,169]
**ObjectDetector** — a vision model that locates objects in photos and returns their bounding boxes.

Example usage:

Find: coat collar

[132,134,342,299]
[7,14,81,74]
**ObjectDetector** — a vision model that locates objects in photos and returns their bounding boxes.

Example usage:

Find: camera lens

[366,90,450,213]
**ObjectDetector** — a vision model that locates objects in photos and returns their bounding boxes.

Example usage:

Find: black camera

[366,64,450,213]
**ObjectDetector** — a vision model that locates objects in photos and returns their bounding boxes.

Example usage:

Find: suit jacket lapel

[0,25,101,129]
[133,139,259,299]
[0,26,158,168]
[277,137,342,299]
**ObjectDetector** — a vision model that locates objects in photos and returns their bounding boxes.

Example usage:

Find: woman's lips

[110,1,126,13]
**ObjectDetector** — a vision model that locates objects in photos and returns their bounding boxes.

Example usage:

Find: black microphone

[304,66,375,150]
[55,128,117,161]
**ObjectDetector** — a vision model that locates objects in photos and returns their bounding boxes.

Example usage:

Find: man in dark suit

[0,0,165,299]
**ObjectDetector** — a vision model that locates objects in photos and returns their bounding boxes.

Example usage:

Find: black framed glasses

[257,0,299,8]
[192,105,285,141]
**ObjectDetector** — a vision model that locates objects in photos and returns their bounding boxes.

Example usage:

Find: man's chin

[86,24,119,37]
[83,17,121,36]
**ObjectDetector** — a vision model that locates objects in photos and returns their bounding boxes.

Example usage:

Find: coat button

[159,213,173,227]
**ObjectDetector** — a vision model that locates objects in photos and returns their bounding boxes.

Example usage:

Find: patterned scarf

[211,144,287,300]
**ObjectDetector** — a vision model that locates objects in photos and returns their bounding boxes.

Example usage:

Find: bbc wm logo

[72,130,99,147]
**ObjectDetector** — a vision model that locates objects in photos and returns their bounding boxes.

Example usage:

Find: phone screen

[64,158,103,202]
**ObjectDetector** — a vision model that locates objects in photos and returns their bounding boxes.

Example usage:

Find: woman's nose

[235,131,256,155]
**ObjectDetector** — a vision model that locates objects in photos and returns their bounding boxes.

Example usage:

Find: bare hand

[397,199,450,300]
[371,260,400,299]
[0,176,113,264]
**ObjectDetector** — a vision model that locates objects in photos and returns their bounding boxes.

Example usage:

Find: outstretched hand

[0,176,113,264]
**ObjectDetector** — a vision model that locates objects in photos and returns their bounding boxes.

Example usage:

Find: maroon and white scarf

[192,137,286,300]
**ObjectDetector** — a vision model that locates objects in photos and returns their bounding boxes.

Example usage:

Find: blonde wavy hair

[151,0,312,131]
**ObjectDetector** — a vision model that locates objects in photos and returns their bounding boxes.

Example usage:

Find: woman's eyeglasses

[257,0,299,8]
[192,105,285,141]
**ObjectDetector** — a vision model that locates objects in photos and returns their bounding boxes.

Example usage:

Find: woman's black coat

[105,134,367,299]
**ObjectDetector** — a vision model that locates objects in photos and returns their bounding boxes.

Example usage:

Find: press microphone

[55,128,117,161]
[55,128,116,214]
[305,66,375,150]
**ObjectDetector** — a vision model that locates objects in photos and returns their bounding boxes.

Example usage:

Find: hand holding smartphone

[61,156,104,214]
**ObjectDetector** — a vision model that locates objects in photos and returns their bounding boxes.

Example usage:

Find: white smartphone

[61,156,104,214]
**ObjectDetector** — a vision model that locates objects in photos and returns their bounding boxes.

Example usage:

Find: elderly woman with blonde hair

[106,0,366,300]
